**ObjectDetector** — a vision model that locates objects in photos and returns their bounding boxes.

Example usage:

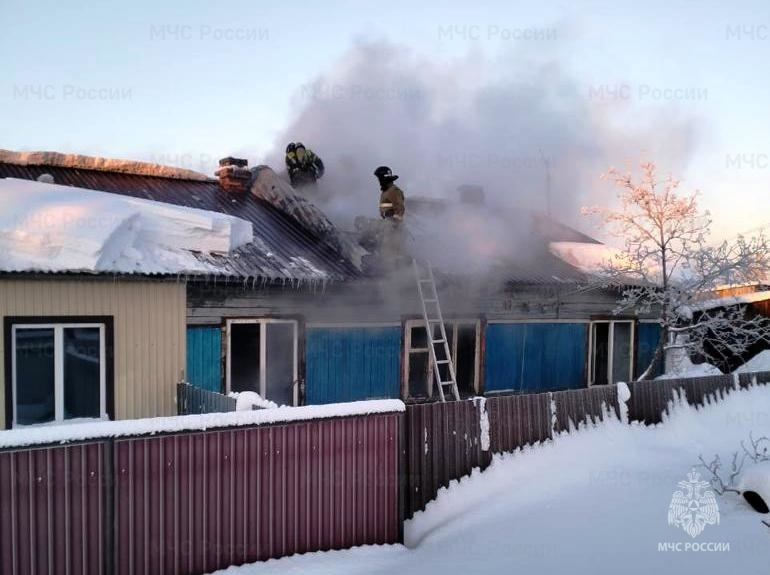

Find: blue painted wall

[186,326,222,392]
[305,326,401,404]
[484,323,587,392]
[636,322,662,378]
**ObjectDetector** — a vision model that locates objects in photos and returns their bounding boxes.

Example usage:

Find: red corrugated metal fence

[0,412,400,575]
[113,414,399,575]
[405,400,490,517]
[0,443,106,575]
[3,374,768,574]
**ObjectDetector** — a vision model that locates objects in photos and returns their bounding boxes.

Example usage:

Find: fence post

[103,438,115,575]
[397,411,407,543]
[547,392,556,439]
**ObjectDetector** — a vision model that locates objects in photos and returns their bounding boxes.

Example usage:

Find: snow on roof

[0,149,211,181]
[0,399,405,449]
[735,350,770,374]
[0,177,253,275]
[548,241,624,274]
[690,290,770,313]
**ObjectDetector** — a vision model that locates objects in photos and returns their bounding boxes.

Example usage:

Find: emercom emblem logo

[667,469,720,538]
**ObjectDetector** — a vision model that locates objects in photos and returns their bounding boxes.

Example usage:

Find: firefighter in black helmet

[285,142,325,188]
[374,166,405,219]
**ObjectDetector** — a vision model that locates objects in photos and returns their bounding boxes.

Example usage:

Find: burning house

[0,149,661,428]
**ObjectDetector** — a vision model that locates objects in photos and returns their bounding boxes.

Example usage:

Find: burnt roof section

[0,162,358,284]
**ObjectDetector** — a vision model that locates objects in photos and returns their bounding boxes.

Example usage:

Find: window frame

[587,319,635,386]
[4,316,114,429]
[403,318,481,399]
[225,318,299,405]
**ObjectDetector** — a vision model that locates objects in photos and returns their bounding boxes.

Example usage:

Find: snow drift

[0,177,253,274]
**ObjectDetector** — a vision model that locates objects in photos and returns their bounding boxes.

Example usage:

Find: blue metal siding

[305,326,401,404]
[636,322,662,377]
[186,326,222,392]
[484,323,587,392]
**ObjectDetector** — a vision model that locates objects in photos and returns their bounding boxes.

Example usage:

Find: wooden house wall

[186,279,637,325]
[186,279,652,403]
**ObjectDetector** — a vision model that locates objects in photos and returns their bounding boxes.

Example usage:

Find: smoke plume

[262,39,699,270]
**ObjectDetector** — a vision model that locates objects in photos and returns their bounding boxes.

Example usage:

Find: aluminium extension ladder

[413,259,460,402]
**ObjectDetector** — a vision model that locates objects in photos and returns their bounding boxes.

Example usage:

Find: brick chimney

[215,157,251,193]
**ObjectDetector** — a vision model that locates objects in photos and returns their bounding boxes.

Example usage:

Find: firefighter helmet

[374,166,398,182]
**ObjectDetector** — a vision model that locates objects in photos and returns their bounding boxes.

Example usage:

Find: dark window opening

[15,328,55,425]
[230,323,261,393]
[592,323,609,386]
[405,320,479,399]
[63,327,101,419]
[456,324,477,396]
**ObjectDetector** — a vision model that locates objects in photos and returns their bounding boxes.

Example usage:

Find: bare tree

[699,433,770,495]
[584,162,770,379]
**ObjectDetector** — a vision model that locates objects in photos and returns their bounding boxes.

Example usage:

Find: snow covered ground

[214,385,770,575]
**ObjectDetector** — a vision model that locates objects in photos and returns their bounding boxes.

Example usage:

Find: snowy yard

[214,385,770,575]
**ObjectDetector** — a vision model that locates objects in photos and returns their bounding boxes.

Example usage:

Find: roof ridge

[0,149,213,182]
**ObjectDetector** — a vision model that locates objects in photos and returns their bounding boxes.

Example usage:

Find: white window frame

[587,320,635,386]
[225,318,299,405]
[11,322,107,427]
[403,318,481,398]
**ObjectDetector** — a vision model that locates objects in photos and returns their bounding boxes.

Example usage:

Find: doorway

[589,320,634,386]
[226,319,298,405]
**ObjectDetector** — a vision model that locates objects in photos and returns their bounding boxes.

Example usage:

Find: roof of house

[403,197,606,286]
[0,152,359,284]
[689,289,770,313]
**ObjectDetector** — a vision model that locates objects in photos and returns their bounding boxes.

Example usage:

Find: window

[588,320,634,385]
[404,319,480,399]
[9,320,110,427]
[225,319,298,405]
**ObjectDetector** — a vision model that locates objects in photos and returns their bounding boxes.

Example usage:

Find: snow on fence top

[0,399,405,449]
[0,177,253,274]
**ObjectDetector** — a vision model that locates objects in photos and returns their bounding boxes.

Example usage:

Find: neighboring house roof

[689,290,770,313]
[0,156,358,284]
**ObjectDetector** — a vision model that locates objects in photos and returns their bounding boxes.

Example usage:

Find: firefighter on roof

[285,142,325,187]
[374,166,405,220]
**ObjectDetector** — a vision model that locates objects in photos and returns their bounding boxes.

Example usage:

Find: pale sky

[1,0,769,239]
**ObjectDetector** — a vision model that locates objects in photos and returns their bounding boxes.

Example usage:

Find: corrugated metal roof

[0,163,358,283]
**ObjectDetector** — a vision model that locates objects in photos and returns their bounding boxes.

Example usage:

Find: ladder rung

[440,381,456,386]
[436,359,451,364]
[432,339,446,344]
[423,298,438,303]
[426,319,442,323]
[418,278,433,283]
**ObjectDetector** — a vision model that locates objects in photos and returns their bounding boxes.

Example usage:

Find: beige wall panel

[0,279,186,427]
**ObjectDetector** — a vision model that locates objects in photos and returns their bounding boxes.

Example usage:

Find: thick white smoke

[265,40,697,224]
[260,40,699,273]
